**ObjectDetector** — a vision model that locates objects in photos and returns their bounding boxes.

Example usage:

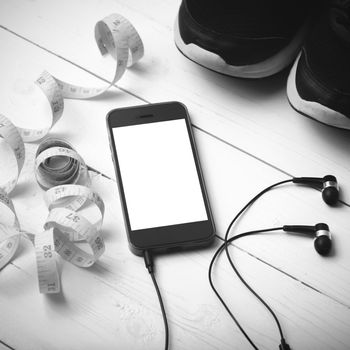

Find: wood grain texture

[0,0,349,201]
[1,1,350,349]
[1,28,349,307]
[1,144,349,350]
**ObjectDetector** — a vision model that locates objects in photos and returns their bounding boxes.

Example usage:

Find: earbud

[282,223,332,256]
[321,175,339,206]
[313,223,332,256]
[292,175,339,205]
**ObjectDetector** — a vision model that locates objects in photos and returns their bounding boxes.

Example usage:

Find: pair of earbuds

[211,174,341,350]
[287,175,339,256]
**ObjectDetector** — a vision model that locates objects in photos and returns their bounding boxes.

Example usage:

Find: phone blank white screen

[112,119,208,231]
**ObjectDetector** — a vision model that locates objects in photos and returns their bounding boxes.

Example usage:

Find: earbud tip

[322,187,339,205]
[314,236,332,256]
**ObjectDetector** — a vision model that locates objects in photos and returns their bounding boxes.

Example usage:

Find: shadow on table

[10,181,34,199]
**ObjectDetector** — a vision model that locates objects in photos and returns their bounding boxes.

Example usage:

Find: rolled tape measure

[0,14,144,293]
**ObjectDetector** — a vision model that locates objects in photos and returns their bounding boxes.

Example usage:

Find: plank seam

[1,25,349,304]
[5,24,349,209]
[0,340,15,350]
[0,25,149,104]
[215,235,350,310]
[194,126,350,208]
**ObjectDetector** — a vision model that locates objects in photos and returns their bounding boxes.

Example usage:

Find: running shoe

[287,0,350,129]
[174,0,314,78]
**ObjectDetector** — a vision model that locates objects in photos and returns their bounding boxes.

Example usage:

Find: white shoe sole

[287,54,350,130]
[174,15,308,78]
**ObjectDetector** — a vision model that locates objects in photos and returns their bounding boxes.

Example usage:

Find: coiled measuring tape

[0,14,144,293]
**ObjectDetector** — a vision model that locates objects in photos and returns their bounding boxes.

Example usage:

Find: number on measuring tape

[0,13,143,293]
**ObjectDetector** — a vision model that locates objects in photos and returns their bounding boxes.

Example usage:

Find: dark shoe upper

[178,0,315,65]
[295,0,350,116]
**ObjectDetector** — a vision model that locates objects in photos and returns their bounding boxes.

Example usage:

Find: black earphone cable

[223,179,292,340]
[209,227,284,350]
[224,229,285,340]
[223,179,293,245]
[224,229,291,350]
[144,250,169,350]
[209,234,261,350]
[209,179,293,349]
[143,180,295,350]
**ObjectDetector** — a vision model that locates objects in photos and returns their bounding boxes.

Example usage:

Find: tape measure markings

[35,229,60,294]
[0,114,25,194]
[0,13,143,293]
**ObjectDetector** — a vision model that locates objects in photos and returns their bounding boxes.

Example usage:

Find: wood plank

[197,127,350,309]
[0,29,139,179]
[1,0,349,202]
[1,28,349,308]
[0,26,349,350]
[1,144,349,350]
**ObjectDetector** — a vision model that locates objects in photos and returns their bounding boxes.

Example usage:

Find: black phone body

[106,101,215,255]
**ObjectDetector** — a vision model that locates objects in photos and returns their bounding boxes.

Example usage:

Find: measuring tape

[0,14,144,293]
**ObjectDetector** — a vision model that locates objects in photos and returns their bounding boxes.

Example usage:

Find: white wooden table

[1,1,350,349]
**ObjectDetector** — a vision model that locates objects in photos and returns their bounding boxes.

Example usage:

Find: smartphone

[106,101,215,255]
